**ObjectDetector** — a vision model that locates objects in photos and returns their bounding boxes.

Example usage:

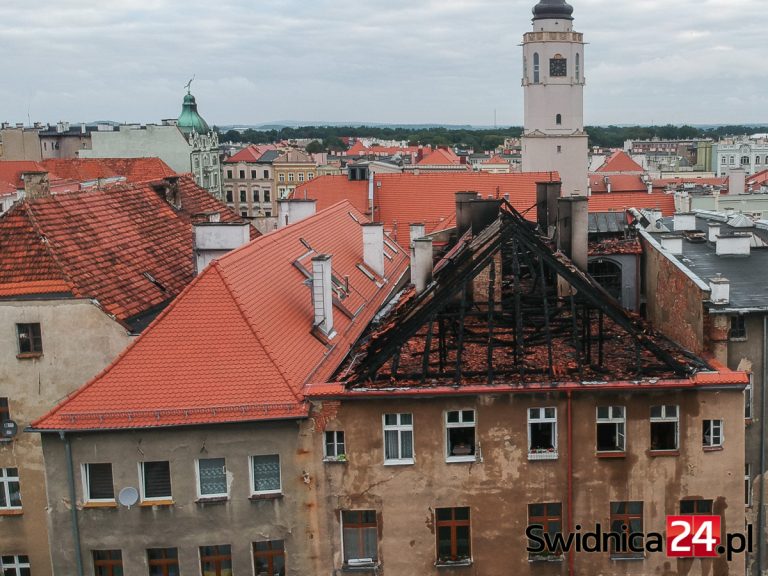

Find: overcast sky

[0,0,765,127]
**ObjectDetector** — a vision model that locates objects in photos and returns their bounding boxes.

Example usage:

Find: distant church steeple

[521,0,588,196]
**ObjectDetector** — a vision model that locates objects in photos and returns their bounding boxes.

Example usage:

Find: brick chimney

[22,171,50,199]
[311,255,335,338]
[556,196,589,271]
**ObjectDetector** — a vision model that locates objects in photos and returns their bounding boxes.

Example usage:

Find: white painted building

[521,0,589,196]
[715,137,768,176]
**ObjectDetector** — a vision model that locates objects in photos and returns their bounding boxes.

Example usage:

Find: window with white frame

[324,430,346,461]
[140,461,172,501]
[250,455,281,495]
[197,458,227,498]
[445,410,476,462]
[528,407,558,459]
[341,510,378,566]
[298,172,305,182]
[82,463,115,502]
[0,467,22,510]
[703,419,723,448]
[650,405,679,451]
[383,413,414,464]
[0,555,30,576]
[288,173,294,182]
[596,406,625,452]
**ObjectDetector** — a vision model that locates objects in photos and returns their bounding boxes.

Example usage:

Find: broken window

[341,510,378,566]
[703,419,723,448]
[610,502,643,559]
[528,407,558,459]
[435,507,471,565]
[650,405,678,451]
[140,461,172,501]
[199,545,232,576]
[528,503,562,560]
[16,323,42,355]
[251,455,281,495]
[324,430,346,461]
[383,413,414,464]
[680,499,713,515]
[82,463,115,502]
[147,548,179,576]
[197,458,227,498]
[596,406,625,453]
[0,467,22,510]
[253,540,285,576]
[730,316,747,340]
[445,410,476,462]
[93,550,122,576]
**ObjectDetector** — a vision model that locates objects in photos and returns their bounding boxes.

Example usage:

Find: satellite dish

[118,487,139,508]
[1,420,18,440]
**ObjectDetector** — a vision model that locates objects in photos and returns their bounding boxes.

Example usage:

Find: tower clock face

[550,58,567,77]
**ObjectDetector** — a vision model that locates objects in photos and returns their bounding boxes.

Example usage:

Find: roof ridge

[210,262,304,403]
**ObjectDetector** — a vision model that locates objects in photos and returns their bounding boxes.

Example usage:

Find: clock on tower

[550,57,567,77]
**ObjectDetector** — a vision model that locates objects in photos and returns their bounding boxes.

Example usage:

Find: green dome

[177,92,210,135]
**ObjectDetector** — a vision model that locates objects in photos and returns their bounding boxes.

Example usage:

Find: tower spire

[532,0,574,21]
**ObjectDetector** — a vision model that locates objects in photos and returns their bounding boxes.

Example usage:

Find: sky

[0,0,765,127]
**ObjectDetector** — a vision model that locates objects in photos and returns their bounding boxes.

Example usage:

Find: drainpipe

[567,391,574,576]
[61,431,84,576]
[759,316,767,575]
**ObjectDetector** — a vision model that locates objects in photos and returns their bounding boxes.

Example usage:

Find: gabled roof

[417,148,461,166]
[274,149,315,164]
[589,174,651,193]
[0,161,47,188]
[40,158,176,184]
[31,201,409,431]
[596,151,644,173]
[291,172,561,245]
[224,145,279,164]
[0,175,252,328]
[482,155,510,165]
[588,191,675,215]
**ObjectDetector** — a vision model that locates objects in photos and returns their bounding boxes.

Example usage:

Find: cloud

[0,0,764,125]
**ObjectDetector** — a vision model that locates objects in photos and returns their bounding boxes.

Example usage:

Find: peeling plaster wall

[313,390,744,576]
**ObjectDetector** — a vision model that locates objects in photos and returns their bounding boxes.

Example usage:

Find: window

[703,419,723,448]
[596,406,625,452]
[83,463,115,502]
[0,468,21,510]
[252,190,259,203]
[264,211,272,217]
[263,170,269,179]
[741,156,750,166]
[445,410,476,462]
[278,173,285,182]
[528,503,562,560]
[250,454,281,495]
[746,464,752,507]
[0,556,30,576]
[610,502,643,559]
[253,540,285,576]
[556,114,562,125]
[650,405,678,451]
[435,507,471,565]
[383,413,414,464]
[730,156,735,165]
[341,510,378,566]
[239,190,247,203]
[575,52,580,80]
[680,498,713,514]
[239,170,245,179]
[197,458,227,498]
[251,170,257,179]
[308,173,314,180]
[288,173,294,182]
[140,461,172,501]
[264,191,271,203]
[528,407,558,459]
[324,431,346,460]
[557,145,562,153]
[721,156,727,165]
[147,548,179,576]
[0,398,9,425]
[241,210,248,218]
[730,315,746,340]
[226,170,233,179]
[93,550,122,576]
[199,545,232,576]
[16,323,42,355]
[226,190,233,203]
[746,374,753,419]
[533,52,540,83]
[298,172,305,182]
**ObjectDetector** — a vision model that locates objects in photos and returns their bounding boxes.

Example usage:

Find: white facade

[521,6,589,196]
[715,138,768,176]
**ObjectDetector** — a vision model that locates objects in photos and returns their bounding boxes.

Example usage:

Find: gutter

[61,431,84,576]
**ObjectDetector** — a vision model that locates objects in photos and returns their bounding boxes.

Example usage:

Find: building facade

[273,150,317,199]
[223,147,279,219]
[716,138,768,176]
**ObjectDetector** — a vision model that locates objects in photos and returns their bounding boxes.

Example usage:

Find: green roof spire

[177,77,210,135]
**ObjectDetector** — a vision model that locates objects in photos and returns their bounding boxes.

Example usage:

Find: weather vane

[184,75,195,94]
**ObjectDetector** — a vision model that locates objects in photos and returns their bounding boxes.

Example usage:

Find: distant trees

[305,140,324,154]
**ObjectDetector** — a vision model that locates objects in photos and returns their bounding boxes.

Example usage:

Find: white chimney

[647,181,653,195]
[411,237,433,294]
[604,176,611,194]
[194,222,251,274]
[409,223,426,244]
[673,213,697,232]
[311,254,335,337]
[707,223,721,244]
[362,223,385,277]
[368,170,374,216]
[277,199,316,228]
[729,168,746,196]
[660,234,684,255]
[716,233,751,257]
[709,275,730,305]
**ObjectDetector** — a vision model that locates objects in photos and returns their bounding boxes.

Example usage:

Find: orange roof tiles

[589,174,651,193]
[654,176,728,188]
[0,161,47,188]
[224,145,278,164]
[32,201,409,431]
[417,147,462,166]
[748,170,768,186]
[40,158,176,184]
[588,191,676,215]
[482,155,510,165]
[291,172,560,245]
[596,151,644,173]
[0,175,252,323]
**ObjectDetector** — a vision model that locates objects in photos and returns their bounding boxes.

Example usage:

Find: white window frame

[195,457,228,499]
[138,461,173,503]
[596,406,626,452]
[298,172,305,182]
[288,172,294,182]
[383,413,414,465]
[445,409,477,463]
[278,173,285,182]
[249,454,282,496]
[703,419,723,448]
[0,555,29,575]
[650,405,679,451]
[0,467,22,510]
[324,430,346,461]
[81,463,115,503]
[528,407,558,460]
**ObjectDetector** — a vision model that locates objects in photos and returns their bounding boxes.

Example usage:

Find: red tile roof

[482,155,510,165]
[417,147,461,166]
[40,158,176,184]
[588,191,676,215]
[596,151,644,173]
[590,174,652,193]
[0,175,253,325]
[224,145,278,164]
[32,201,409,431]
[291,172,561,245]
[653,176,728,188]
[748,170,768,187]
[0,161,48,187]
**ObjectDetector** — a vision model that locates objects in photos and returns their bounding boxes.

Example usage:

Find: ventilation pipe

[311,255,335,337]
[362,223,385,277]
[411,237,434,294]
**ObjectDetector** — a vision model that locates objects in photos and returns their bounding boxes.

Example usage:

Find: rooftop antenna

[184,75,195,95]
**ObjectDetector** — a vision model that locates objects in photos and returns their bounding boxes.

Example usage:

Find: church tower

[521,0,588,196]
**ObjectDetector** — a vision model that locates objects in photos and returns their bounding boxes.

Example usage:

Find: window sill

[82,501,117,509]
[648,450,679,457]
[139,499,174,507]
[324,457,348,464]
[445,455,477,464]
[703,445,724,452]
[596,451,626,459]
[383,460,414,466]
[341,563,379,572]
[249,493,283,501]
[436,559,472,568]
[0,509,23,516]
[16,352,42,360]
[528,451,559,461]
[195,496,229,504]
[528,555,563,563]
[610,556,645,561]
